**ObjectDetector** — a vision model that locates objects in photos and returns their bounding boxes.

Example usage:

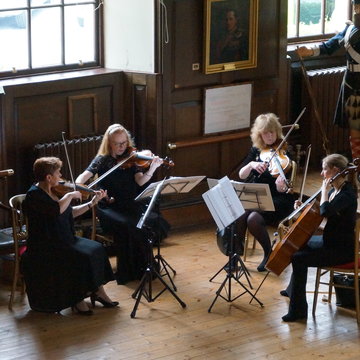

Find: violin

[259,140,292,178]
[52,180,95,200]
[117,147,174,169]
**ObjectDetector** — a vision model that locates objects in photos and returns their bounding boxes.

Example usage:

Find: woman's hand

[149,156,163,172]
[294,200,302,209]
[275,175,288,193]
[251,161,268,174]
[90,189,107,207]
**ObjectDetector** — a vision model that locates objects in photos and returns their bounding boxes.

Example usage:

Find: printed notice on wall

[204,82,252,134]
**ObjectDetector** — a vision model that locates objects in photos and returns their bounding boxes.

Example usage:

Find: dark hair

[33,157,62,181]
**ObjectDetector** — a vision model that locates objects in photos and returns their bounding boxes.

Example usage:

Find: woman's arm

[75,170,94,184]
[135,157,163,186]
[72,189,107,218]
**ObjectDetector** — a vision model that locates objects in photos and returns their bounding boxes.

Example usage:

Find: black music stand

[130,176,204,318]
[207,179,274,285]
[203,177,264,312]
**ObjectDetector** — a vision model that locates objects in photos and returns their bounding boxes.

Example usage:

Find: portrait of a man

[204,0,257,74]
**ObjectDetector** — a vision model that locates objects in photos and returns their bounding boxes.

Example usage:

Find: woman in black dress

[237,113,295,271]
[281,153,357,322]
[21,157,118,315]
[76,124,170,284]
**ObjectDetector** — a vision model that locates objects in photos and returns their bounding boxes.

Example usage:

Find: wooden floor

[0,172,360,359]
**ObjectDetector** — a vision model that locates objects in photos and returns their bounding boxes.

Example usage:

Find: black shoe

[90,293,119,308]
[257,257,268,272]
[71,304,93,316]
[280,290,289,297]
[282,311,307,322]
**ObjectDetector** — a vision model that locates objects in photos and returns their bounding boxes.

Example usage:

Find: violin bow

[87,151,137,189]
[267,107,306,165]
[61,132,76,191]
[297,50,331,155]
[298,144,312,202]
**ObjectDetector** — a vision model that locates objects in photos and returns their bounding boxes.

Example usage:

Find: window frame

[0,0,103,79]
[287,0,353,45]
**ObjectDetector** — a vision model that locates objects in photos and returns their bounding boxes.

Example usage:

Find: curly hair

[250,113,283,150]
[97,124,135,156]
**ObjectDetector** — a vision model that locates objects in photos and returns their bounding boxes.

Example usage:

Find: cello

[265,158,360,276]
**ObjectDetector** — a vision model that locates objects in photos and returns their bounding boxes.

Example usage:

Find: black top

[321,181,357,251]
[86,154,142,205]
[24,185,76,251]
[239,146,295,224]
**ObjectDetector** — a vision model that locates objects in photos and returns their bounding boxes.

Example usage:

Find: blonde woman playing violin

[76,124,170,285]
[236,113,295,271]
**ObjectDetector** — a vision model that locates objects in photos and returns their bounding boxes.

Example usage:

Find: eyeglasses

[111,141,128,147]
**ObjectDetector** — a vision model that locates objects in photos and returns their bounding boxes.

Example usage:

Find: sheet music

[135,176,206,200]
[207,178,275,211]
[202,176,245,230]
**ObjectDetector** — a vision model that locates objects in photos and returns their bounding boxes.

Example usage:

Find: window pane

[64,0,96,4]
[299,0,322,36]
[31,7,62,68]
[0,0,26,10]
[0,10,28,71]
[325,0,350,33]
[65,4,95,64]
[31,0,61,6]
[288,0,298,38]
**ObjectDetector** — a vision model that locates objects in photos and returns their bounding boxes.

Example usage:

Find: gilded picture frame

[204,0,258,74]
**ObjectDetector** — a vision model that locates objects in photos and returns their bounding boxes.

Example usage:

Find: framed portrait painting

[203,0,258,74]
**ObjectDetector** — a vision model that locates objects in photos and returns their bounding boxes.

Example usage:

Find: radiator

[302,66,349,164]
[34,136,103,180]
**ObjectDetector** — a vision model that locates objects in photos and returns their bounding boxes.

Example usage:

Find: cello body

[265,201,323,276]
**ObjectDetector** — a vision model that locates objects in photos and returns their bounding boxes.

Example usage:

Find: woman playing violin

[237,113,295,271]
[281,154,357,322]
[21,157,118,315]
[76,124,170,284]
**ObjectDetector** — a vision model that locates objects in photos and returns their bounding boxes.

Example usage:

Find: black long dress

[86,154,170,284]
[21,185,115,313]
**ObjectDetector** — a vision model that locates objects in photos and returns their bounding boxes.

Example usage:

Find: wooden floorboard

[0,171,359,359]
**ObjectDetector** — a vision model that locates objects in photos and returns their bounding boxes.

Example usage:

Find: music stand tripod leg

[154,241,177,291]
[130,232,186,318]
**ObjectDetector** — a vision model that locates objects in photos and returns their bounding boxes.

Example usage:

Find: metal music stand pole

[208,219,263,313]
[131,180,186,318]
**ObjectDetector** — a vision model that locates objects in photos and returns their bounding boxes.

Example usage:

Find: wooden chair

[312,219,360,323]
[243,160,297,261]
[7,194,28,310]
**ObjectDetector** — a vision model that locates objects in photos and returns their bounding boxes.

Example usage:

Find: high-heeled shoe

[71,304,93,316]
[90,293,119,308]
[282,310,307,322]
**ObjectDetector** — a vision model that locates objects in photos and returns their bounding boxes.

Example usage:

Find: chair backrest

[290,160,297,188]
[9,194,28,255]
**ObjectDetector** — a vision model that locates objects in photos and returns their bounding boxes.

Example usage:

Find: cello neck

[281,187,321,224]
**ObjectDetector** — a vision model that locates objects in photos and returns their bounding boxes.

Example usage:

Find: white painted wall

[104,0,155,72]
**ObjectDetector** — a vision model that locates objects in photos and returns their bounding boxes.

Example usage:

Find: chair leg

[328,270,334,304]
[355,273,360,324]
[8,261,19,310]
[312,267,321,317]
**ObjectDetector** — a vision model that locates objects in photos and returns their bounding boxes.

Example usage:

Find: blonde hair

[33,157,62,181]
[250,113,283,150]
[97,124,135,156]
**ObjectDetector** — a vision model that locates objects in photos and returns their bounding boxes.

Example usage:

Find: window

[0,0,101,77]
[288,0,352,43]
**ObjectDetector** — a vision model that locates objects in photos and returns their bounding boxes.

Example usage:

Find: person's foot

[281,311,307,322]
[72,300,93,316]
[257,257,268,272]
[280,290,289,297]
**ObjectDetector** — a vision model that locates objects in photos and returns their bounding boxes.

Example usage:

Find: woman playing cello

[236,113,295,271]
[281,154,357,322]
[76,124,170,284]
